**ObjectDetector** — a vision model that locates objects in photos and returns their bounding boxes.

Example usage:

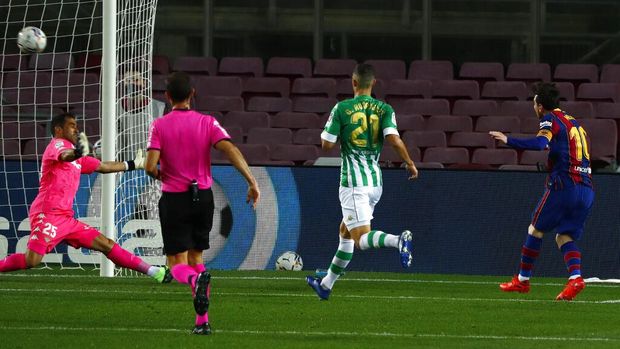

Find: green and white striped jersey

[321,95,399,187]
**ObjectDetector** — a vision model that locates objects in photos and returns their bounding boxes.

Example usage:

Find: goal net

[0,0,164,274]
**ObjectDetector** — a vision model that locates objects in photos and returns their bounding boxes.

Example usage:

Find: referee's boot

[193,271,211,315]
[499,275,530,293]
[191,322,212,335]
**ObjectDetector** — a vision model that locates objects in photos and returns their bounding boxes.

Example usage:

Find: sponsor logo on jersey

[37,213,45,218]
[539,121,552,128]
[30,235,38,241]
[55,141,64,149]
[573,166,591,174]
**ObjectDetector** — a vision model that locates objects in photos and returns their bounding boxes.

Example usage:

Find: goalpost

[0,0,164,276]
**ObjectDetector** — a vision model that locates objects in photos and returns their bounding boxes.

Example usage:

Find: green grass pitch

[1,270,619,348]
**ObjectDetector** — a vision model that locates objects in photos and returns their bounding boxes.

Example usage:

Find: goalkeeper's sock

[518,235,542,281]
[321,236,354,290]
[196,313,209,326]
[106,244,152,275]
[561,241,582,279]
[358,230,399,250]
[0,253,27,272]
[171,264,199,288]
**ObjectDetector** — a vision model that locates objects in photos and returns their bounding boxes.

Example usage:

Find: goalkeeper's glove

[74,132,90,159]
[125,149,145,171]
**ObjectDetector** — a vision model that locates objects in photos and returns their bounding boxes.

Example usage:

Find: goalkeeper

[0,113,172,284]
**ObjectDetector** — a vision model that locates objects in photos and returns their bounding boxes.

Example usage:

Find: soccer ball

[275,251,303,271]
[17,26,47,53]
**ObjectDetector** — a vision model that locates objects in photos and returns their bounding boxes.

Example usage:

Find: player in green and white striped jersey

[307,64,418,300]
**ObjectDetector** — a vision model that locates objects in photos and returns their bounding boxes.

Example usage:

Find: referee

[145,72,260,335]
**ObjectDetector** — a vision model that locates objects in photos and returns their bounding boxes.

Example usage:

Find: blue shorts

[531,184,594,240]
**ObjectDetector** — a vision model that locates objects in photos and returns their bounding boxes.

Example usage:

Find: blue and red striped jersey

[507,109,592,188]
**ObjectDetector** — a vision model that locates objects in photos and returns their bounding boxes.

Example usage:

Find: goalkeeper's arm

[97,149,145,173]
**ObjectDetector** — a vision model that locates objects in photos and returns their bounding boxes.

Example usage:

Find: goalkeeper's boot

[191,323,212,335]
[499,275,530,293]
[193,271,211,315]
[556,276,585,301]
[306,276,331,300]
[398,230,413,268]
[153,266,173,284]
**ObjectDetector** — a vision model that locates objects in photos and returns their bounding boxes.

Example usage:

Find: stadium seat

[579,119,618,166]
[600,64,620,83]
[246,127,293,146]
[500,100,536,119]
[291,78,337,98]
[553,64,599,85]
[472,148,518,166]
[520,118,540,133]
[218,57,264,78]
[426,115,473,133]
[449,132,495,149]
[216,144,270,164]
[74,53,102,73]
[195,96,243,112]
[423,147,469,165]
[221,111,270,135]
[498,164,537,171]
[475,116,521,133]
[481,81,528,101]
[223,126,243,144]
[506,63,551,83]
[2,123,18,139]
[431,80,480,103]
[408,60,453,80]
[452,100,499,117]
[266,57,312,79]
[384,79,431,107]
[396,114,425,131]
[380,145,421,166]
[334,78,386,100]
[153,74,167,92]
[247,97,292,113]
[363,59,406,81]
[415,162,445,169]
[293,128,323,145]
[559,101,594,119]
[152,55,170,75]
[458,62,504,83]
[1,139,21,159]
[402,131,448,148]
[520,150,549,165]
[243,77,290,98]
[28,52,74,71]
[270,144,319,163]
[84,119,100,137]
[271,112,322,129]
[595,102,620,119]
[292,97,338,113]
[173,56,218,76]
[577,83,620,103]
[22,138,51,160]
[193,76,242,97]
[313,59,357,79]
[1,54,26,71]
[399,99,450,116]
[554,82,576,101]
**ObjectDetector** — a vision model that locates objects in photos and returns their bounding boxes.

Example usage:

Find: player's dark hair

[532,82,560,110]
[50,113,75,136]
[166,72,193,103]
[353,64,375,89]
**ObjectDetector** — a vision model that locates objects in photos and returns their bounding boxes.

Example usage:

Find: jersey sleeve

[146,121,160,150]
[321,104,341,143]
[537,113,554,141]
[45,138,74,161]
[381,105,399,137]
[210,118,231,147]
[78,156,101,174]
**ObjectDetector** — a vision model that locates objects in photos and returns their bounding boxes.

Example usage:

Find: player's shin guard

[321,236,354,290]
[359,230,399,250]
[561,241,582,279]
[106,244,151,274]
[0,253,27,272]
[518,235,542,281]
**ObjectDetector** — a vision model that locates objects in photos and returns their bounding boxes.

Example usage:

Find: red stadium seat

[409,60,453,81]
[293,128,323,145]
[554,64,599,85]
[195,96,243,112]
[449,132,495,149]
[28,53,74,71]
[247,97,292,113]
[292,97,338,113]
[452,100,499,117]
[173,56,218,76]
[402,131,447,148]
[243,77,290,98]
[1,139,21,160]
[577,83,620,103]
[472,148,518,166]
[270,144,319,163]
[266,57,312,79]
[380,145,421,166]
[193,76,242,97]
[221,111,270,135]
[520,118,541,133]
[384,79,431,106]
[313,59,357,79]
[396,114,425,132]
[271,112,322,129]
[246,127,293,146]
[364,59,406,81]
[500,101,536,119]
[482,81,528,101]
[579,119,617,166]
[426,115,473,133]
[506,63,551,83]
[431,80,480,101]
[600,64,620,83]
[398,99,450,116]
[595,102,620,119]
[223,126,243,144]
[458,62,504,83]
[219,57,264,78]
[475,116,520,133]
[423,147,469,165]
[152,55,170,75]
[559,101,594,119]
[291,78,337,98]
[520,150,549,165]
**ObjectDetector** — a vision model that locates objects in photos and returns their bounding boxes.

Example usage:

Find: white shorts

[339,186,383,230]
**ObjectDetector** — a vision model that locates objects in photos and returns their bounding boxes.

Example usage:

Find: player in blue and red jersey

[489,82,594,301]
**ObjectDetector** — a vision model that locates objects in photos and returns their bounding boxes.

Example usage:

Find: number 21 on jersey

[350,112,379,147]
